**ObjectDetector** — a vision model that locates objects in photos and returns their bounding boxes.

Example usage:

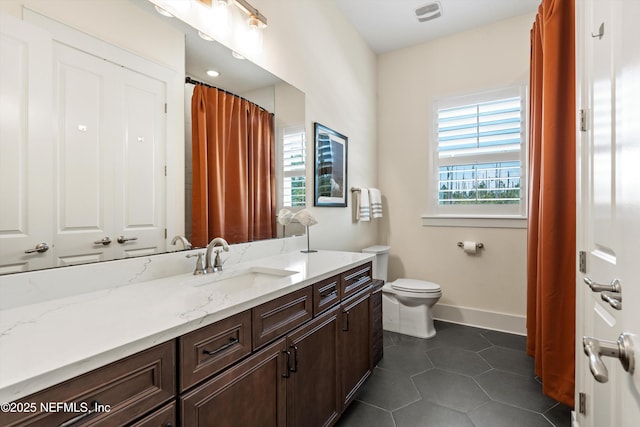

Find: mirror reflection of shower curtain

[191,84,276,247]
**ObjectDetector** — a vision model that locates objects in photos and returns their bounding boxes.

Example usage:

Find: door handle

[584,277,621,293]
[582,333,635,383]
[93,237,112,246]
[24,242,49,254]
[117,235,138,244]
[601,291,622,310]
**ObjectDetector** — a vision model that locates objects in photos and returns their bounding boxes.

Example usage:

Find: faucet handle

[186,252,206,275]
[214,249,226,271]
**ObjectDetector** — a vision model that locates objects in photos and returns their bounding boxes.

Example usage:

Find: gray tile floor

[336,321,573,427]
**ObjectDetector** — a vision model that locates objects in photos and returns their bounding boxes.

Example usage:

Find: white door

[114,67,166,258]
[0,13,53,273]
[576,1,640,426]
[52,43,167,266]
[52,42,117,266]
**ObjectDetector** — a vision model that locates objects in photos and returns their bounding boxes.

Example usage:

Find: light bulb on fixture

[241,15,263,53]
[212,0,231,34]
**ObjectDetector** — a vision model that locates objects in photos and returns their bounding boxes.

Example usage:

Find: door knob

[584,277,621,293]
[117,236,138,244]
[24,242,49,254]
[582,333,635,383]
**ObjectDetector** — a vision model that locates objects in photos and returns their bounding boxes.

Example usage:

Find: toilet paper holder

[457,241,484,249]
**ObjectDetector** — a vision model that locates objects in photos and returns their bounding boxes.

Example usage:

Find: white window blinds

[282,130,306,207]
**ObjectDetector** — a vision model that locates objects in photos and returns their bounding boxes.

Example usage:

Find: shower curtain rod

[185,76,270,114]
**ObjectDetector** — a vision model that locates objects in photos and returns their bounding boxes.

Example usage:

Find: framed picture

[314,122,348,207]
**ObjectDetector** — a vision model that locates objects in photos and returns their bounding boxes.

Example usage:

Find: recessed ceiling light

[231,51,245,60]
[154,5,174,18]
[206,70,220,77]
[198,31,215,41]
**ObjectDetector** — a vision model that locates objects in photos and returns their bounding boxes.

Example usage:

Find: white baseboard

[432,303,526,336]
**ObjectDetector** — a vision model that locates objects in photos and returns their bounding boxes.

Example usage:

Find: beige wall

[377,13,535,332]
[232,0,380,252]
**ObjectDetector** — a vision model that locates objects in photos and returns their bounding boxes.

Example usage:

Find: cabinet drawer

[129,401,175,427]
[340,262,372,300]
[0,341,175,427]
[179,309,252,391]
[312,275,341,315]
[252,286,313,350]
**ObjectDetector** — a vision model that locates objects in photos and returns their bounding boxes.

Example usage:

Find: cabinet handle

[58,400,100,427]
[342,310,350,332]
[203,337,239,356]
[282,350,291,378]
[320,289,337,299]
[289,345,298,373]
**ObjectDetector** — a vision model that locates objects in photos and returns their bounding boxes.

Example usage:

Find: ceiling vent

[415,1,442,22]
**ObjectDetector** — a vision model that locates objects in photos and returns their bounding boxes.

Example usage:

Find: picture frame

[313,122,348,207]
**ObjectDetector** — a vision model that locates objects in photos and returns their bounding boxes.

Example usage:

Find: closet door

[52,42,118,266]
[114,67,166,258]
[52,43,167,265]
[0,13,53,273]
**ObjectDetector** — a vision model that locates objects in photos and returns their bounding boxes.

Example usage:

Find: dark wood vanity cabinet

[285,306,341,427]
[339,287,372,407]
[180,338,287,427]
[5,261,379,427]
[0,341,175,427]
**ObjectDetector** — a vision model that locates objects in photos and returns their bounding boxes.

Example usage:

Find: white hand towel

[359,188,371,222]
[369,188,383,219]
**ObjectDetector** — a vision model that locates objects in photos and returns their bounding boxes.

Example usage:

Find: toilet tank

[362,245,391,282]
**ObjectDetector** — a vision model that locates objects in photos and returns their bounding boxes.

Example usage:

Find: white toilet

[362,246,442,339]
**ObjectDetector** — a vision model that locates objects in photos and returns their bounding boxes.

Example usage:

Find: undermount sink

[184,266,299,289]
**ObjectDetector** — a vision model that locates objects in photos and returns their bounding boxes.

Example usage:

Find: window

[426,86,527,224]
[282,127,306,207]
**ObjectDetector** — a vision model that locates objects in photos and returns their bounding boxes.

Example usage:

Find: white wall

[377,14,535,333]
[158,0,380,252]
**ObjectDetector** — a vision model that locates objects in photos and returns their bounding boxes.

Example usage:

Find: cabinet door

[286,306,340,427]
[0,13,53,273]
[181,338,286,427]
[340,288,372,408]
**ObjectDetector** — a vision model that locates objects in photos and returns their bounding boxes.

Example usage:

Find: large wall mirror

[0,0,305,275]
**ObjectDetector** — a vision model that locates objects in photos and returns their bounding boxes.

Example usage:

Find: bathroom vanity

[0,250,382,426]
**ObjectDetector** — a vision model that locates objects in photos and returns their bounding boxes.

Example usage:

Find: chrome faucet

[205,237,229,273]
[171,235,192,250]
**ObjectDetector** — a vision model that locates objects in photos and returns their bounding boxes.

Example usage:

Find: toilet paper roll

[463,241,477,254]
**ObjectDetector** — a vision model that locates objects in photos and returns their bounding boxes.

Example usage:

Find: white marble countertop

[0,250,374,402]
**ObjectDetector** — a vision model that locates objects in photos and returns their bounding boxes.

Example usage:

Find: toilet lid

[391,279,441,293]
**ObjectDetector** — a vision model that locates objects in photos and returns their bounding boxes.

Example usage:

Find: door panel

[53,42,115,265]
[577,1,640,426]
[0,14,53,273]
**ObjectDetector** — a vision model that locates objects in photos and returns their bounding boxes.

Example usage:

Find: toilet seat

[391,279,441,294]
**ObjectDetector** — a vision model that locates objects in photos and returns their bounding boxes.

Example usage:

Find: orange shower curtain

[526,0,575,407]
[191,84,276,247]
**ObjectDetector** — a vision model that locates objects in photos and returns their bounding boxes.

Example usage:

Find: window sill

[421,215,528,229]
